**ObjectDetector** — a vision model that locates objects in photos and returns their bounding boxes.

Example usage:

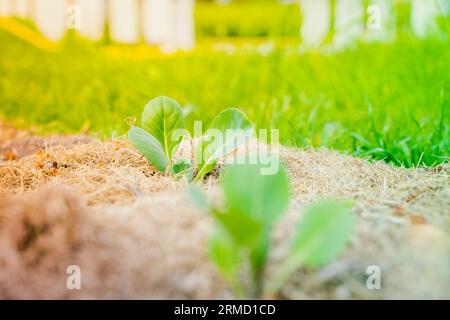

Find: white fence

[300,0,450,49]
[0,0,449,52]
[0,0,195,52]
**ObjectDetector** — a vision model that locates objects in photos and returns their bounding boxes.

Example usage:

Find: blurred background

[0,0,449,167]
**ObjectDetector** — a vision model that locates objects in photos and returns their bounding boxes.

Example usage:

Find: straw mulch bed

[0,126,448,299]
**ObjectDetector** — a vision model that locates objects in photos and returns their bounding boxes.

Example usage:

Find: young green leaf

[222,161,290,227]
[206,108,254,159]
[267,200,353,294]
[194,108,254,182]
[193,158,293,298]
[141,96,185,162]
[212,208,263,248]
[172,158,193,181]
[194,135,218,180]
[248,233,270,298]
[209,230,246,298]
[218,160,290,297]
[210,107,253,133]
[291,200,353,267]
[128,126,168,172]
[186,185,209,211]
[292,201,353,267]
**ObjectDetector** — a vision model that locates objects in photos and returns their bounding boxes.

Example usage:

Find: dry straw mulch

[0,128,448,299]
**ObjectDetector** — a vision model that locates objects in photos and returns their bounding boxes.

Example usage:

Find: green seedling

[128,96,254,182]
[266,200,354,295]
[128,96,184,173]
[193,107,254,182]
[189,160,353,299]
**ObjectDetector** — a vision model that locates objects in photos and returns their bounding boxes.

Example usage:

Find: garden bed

[0,125,448,299]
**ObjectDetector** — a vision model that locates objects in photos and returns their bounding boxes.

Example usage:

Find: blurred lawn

[195,1,301,38]
[0,1,449,168]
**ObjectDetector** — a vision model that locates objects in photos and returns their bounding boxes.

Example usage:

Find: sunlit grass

[0,27,449,167]
[195,1,301,38]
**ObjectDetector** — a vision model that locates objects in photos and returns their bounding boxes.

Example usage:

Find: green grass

[0,28,449,167]
[195,1,301,38]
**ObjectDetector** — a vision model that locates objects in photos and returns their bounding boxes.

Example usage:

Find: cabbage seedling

[128,96,184,173]
[193,107,254,182]
[189,160,353,298]
[128,96,254,182]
